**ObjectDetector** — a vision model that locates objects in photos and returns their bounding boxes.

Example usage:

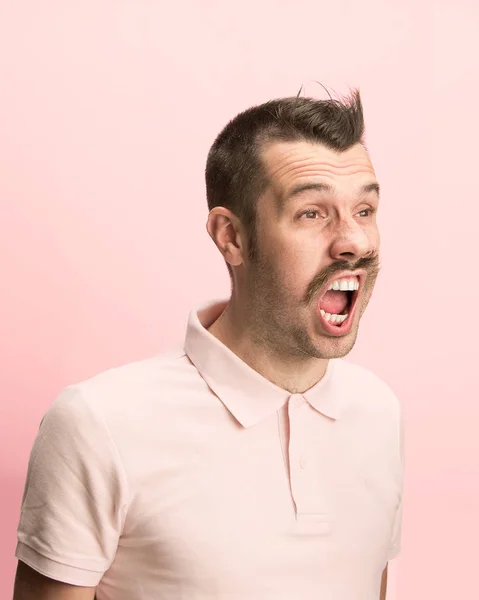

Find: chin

[313,328,360,360]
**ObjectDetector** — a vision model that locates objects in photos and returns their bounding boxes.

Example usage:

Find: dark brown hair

[205,89,365,276]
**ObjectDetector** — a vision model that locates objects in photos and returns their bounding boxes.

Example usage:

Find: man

[13,90,404,600]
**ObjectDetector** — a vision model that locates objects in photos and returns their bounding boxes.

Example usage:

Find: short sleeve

[387,403,405,561]
[15,385,129,586]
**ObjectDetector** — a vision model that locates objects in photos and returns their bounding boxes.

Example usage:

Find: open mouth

[317,276,360,328]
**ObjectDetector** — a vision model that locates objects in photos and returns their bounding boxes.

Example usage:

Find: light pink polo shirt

[16,299,403,600]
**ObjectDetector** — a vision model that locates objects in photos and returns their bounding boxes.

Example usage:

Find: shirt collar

[184,299,342,428]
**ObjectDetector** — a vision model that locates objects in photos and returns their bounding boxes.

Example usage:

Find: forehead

[260,140,377,198]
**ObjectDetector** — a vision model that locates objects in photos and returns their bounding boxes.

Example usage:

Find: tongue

[319,291,349,315]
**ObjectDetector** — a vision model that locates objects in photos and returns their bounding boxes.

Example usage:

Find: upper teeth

[328,278,359,291]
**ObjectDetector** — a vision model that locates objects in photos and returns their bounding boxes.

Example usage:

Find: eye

[356,208,374,218]
[298,209,322,220]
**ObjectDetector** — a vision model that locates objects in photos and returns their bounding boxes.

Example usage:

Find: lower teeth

[320,309,348,324]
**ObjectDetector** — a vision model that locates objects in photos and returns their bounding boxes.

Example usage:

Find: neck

[207,294,329,394]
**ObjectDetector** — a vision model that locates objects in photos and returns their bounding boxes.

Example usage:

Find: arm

[380,564,388,600]
[13,561,96,600]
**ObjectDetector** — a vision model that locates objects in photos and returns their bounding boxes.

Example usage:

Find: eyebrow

[284,181,381,201]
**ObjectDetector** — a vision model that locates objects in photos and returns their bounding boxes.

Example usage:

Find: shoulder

[334,358,401,420]
[46,342,191,429]
[334,360,404,464]
[83,342,188,391]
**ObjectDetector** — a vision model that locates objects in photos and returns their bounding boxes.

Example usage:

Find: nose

[329,219,373,262]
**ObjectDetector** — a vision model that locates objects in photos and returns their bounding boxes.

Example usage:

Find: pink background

[1,1,478,598]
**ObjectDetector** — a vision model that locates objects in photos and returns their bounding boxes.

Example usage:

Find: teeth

[320,309,348,324]
[327,278,360,292]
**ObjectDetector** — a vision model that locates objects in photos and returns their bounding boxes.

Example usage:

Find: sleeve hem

[15,542,103,587]
[386,544,401,562]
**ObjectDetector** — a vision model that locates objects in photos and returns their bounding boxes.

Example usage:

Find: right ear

[206,207,246,268]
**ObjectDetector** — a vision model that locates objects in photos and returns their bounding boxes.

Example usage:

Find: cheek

[276,248,319,292]
[368,222,380,249]
[257,226,325,286]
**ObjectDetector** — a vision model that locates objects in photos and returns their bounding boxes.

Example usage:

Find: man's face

[243,140,381,360]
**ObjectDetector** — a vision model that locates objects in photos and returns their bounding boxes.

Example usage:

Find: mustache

[305,254,380,304]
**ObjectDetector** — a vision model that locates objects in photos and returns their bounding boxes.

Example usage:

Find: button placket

[287,394,330,525]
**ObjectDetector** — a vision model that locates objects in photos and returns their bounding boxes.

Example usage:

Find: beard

[244,248,380,361]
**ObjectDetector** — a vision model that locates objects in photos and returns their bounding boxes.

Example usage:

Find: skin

[12,139,388,599]
[381,565,388,600]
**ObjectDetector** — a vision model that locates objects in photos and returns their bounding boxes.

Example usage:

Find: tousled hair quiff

[205,89,365,277]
